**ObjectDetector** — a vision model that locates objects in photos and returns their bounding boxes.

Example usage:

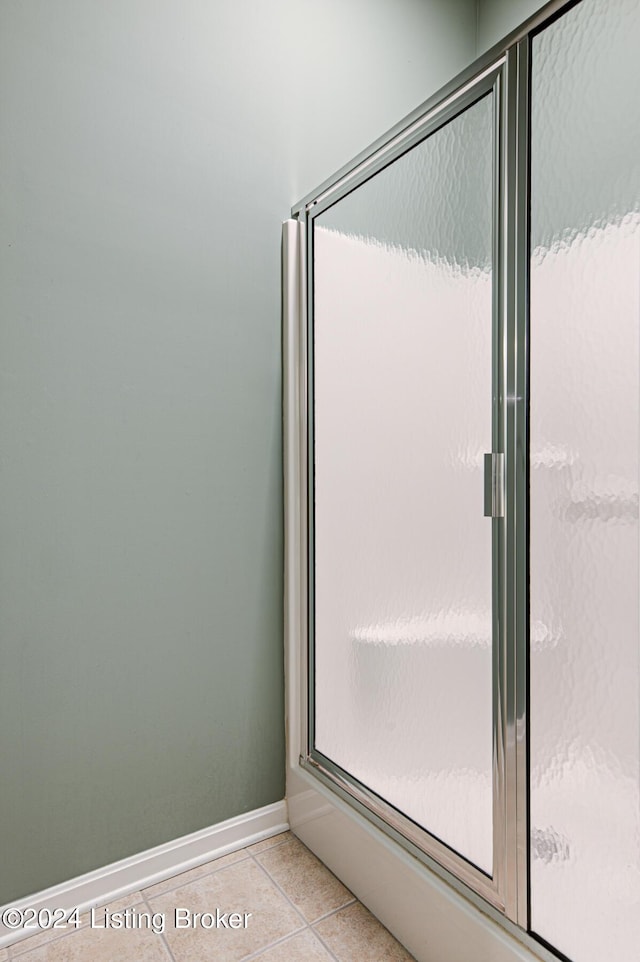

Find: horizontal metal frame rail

[291,0,580,220]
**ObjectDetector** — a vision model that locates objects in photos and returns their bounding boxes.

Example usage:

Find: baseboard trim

[0,799,288,949]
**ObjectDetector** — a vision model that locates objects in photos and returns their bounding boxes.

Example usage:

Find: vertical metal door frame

[502,38,531,930]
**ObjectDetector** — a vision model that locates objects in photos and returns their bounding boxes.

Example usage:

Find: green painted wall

[0,0,477,904]
[476,0,549,54]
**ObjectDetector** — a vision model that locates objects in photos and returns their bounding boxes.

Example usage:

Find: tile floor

[2,833,416,961]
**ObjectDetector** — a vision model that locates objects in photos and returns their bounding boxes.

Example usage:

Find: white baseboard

[0,799,288,950]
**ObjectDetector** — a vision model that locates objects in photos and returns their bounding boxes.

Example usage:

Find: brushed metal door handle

[484,452,505,518]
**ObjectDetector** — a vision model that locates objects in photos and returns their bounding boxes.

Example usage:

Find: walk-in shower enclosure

[283,1,640,960]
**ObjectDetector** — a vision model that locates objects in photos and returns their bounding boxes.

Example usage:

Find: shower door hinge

[484,452,505,518]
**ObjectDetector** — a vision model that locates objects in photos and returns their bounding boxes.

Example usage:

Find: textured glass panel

[530,1,640,959]
[313,94,493,872]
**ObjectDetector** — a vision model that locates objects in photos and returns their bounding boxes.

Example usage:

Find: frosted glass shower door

[529,1,640,960]
[311,92,496,874]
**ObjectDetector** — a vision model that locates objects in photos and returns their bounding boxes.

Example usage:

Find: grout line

[314,904,418,962]
[311,901,358,962]
[310,924,342,962]
[239,924,309,961]
[143,852,251,900]
[249,854,344,962]
[311,897,357,925]
[249,854,309,928]
[141,894,177,962]
[254,837,356,926]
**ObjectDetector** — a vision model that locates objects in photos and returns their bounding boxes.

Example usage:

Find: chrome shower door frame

[291,55,528,923]
[283,9,596,957]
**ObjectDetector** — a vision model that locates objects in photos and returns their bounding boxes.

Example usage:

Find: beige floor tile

[11,923,171,962]
[251,928,335,961]
[314,902,415,962]
[256,837,353,923]
[245,832,292,855]
[143,849,248,898]
[0,948,8,961]
[147,857,304,961]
